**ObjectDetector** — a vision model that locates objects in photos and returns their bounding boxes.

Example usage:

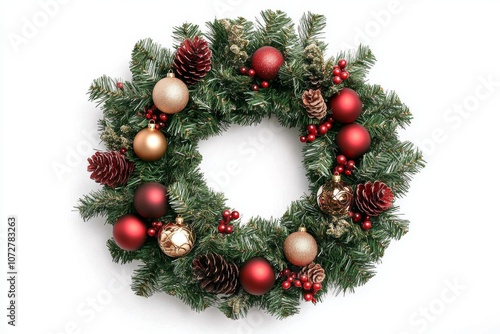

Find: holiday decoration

[193,253,239,295]
[133,182,168,219]
[87,151,134,188]
[157,216,195,257]
[328,88,362,123]
[355,181,394,217]
[239,257,276,296]
[283,227,318,267]
[133,122,168,161]
[78,11,424,319]
[113,214,147,251]
[152,72,189,114]
[173,36,212,85]
[336,123,371,159]
[317,173,354,216]
[250,46,284,80]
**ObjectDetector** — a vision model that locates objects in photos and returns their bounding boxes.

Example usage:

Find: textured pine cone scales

[298,263,325,284]
[193,253,239,295]
[87,151,134,188]
[355,181,394,216]
[173,36,212,85]
[302,89,327,119]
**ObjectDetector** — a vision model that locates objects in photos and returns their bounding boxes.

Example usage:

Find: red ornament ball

[328,88,362,123]
[336,123,371,159]
[113,214,147,251]
[239,257,276,296]
[251,46,284,80]
[134,182,168,219]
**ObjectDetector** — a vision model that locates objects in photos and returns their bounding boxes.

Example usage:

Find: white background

[1,0,500,333]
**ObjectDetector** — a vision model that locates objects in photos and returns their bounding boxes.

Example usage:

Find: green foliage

[77,10,424,319]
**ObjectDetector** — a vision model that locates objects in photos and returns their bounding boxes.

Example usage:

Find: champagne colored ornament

[283,227,318,267]
[317,173,354,216]
[133,121,168,161]
[152,72,189,114]
[157,216,195,258]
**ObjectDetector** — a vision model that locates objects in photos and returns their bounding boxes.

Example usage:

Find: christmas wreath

[78,11,424,319]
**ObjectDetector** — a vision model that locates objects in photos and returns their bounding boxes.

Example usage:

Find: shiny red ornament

[328,88,362,123]
[134,182,168,219]
[336,123,371,159]
[113,214,147,251]
[239,257,276,296]
[251,46,284,80]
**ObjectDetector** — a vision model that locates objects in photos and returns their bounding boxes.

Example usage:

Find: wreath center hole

[198,117,309,224]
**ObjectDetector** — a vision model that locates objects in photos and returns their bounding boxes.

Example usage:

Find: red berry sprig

[299,116,334,143]
[143,105,168,130]
[350,212,372,231]
[117,82,124,89]
[334,154,356,176]
[332,59,349,85]
[147,221,164,237]
[239,67,270,91]
[280,268,322,303]
[218,210,240,234]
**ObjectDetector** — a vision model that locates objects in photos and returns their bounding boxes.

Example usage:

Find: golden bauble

[152,72,189,114]
[317,173,353,216]
[133,123,167,161]
[157,216,195,258]
[283,227,317,267]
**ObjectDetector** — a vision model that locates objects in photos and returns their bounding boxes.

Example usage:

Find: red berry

[120,148,127,155]
[117,82,124,89]
[365,216,371,221]
[336,155,347,165]
[327,116,334,123]
[299,136,307,143]
[303,282,313,290]
[225,225,234,234]
[346,160,355,170]
[333,65,340,70]
[291,273,297,278]
[146,114,151,119]
[340,71,349,80]
[307,134,316,142]
[338,59,347,69]
[336,165,344,174]
[283,269,291,277]
[313,283,322,291]
[159,113,168,122]
[318,124,328,135]
[344,169,352,176]
[222,210,231,219]
[154,124,160,130]
[287,276,294,283]
[299,274,309,283]
[147,228,157,237]
[152,221,162,228]
[304,293,313,301]
[152,115,157,121]
[218,223,226,233]
[231,211,240,220]
[325,122,332,130]
[251,84,259,91]
[307,124,317,135]
[294,280,302,288]
[362,220,372,230]
[333,76,342,85]
[282,281,291,290]
[248,69,256,77]
[147,109,154,115]
[239,67,248,75]
[353,213,362,222]
[349,212,354,218]
[260,81,269,89]
[333,68,341,76]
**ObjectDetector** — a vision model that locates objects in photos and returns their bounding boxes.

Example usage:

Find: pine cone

[355,181,394,217]
[193,253,239,295]
[298,263,325,284]
[173,36,212,85]
[302,89,327,119]
[87,151,134,188]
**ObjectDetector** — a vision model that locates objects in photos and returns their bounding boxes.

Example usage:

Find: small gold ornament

[152,72,189,114]
[283,227,318,267]
[157,216,195,258]
[133,121,168,161]
[317,173,354,216]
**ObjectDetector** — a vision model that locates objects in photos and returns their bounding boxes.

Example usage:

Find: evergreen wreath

[77,11,424,319]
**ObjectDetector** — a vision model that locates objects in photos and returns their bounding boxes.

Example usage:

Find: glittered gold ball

[283,227,317,267]
[152,73,189,114]
[317,174,354,216]
[157,220,195,258]
[133,124,167,161]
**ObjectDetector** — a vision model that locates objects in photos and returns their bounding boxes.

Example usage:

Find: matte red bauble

[328,88,362,123]
[113,214,147,251]
[250,46,284,80]
[239,257,276,296]
[134,182,168,219]
[336,123,371,159]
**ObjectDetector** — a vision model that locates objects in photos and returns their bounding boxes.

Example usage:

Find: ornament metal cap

[175,215,184,225]
[332,172,341,183]
[298,226,307,232]
[167,70,175,78]
[147,120,156,130]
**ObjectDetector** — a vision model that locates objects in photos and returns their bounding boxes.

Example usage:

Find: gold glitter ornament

[283,227,317,267]
[317,173,354,216]
[152,72,189,114]
[157,216,195,258]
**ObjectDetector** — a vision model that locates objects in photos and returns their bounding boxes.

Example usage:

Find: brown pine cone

[193,253,239,295]
[298,262,325,284]
[173,36,212,85]
[355,181,394,217]
[87,151,134,188]
[302,89,327,119]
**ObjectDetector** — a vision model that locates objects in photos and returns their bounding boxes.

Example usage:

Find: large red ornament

[239,257,276,296]
[328,88,362,123]
[250,46,284,80]
[336,123,371,159]
[113,214,147,251]
[134,182,168,219]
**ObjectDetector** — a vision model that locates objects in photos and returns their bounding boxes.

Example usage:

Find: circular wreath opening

[78,11,424,320]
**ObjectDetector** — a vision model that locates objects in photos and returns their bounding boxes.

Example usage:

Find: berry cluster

[218,209,240,234]
[143,105,168,130]
[239,67,269,91]
[334,154,356,176]
[280,269,322,303]
[332,59,349,85]
[147,221,164,237]
[299,116,334,143]
[350,212,372,231]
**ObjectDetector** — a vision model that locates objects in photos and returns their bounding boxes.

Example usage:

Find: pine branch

[298,12,327,48]
[172,23,202,47]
